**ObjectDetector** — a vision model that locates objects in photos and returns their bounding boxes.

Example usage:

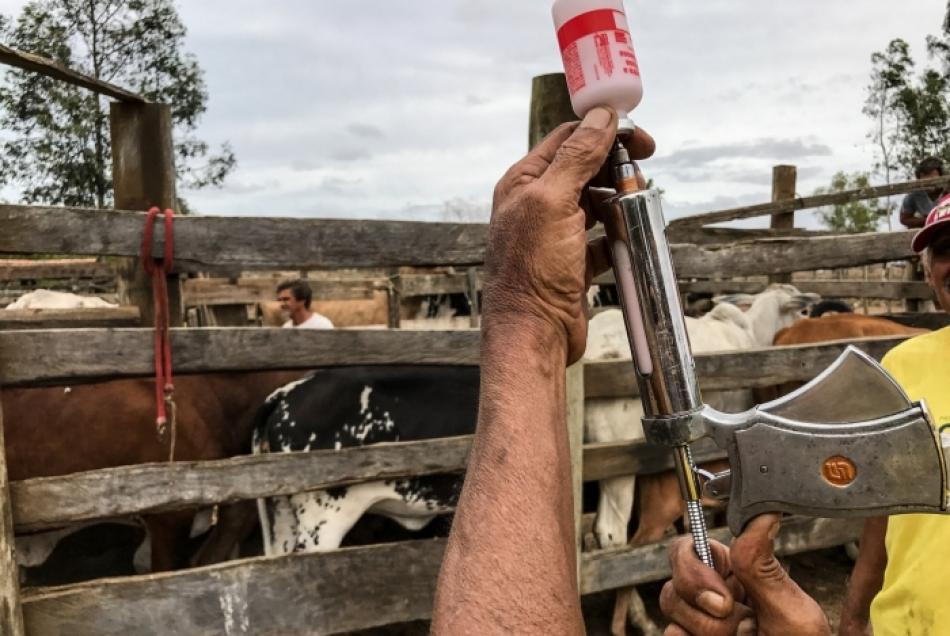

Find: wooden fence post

[110,102,183,327]
[0,400,25,636]
[529,74,576,150]
[565,362,585,586]
[387,276,402,329]
[466,267,480,328]
[769,165,797,284]
[531,72,587,586]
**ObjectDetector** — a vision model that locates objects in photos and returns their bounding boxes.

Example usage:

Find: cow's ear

[713,293,753,306]
[783,293,820,311]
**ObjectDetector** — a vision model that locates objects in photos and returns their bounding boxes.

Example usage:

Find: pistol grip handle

[710,406,946,535]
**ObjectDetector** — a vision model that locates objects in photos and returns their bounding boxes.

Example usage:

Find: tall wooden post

[466,267,480,329]
[0,400,26,636]
[110,102,183,327]
[530,72,587,586]
[529,73,576,150]
[386,276,402,329]
[769,165,797,284]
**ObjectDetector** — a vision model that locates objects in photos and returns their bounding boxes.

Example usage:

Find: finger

[539,106,618,200]
[622,126,656,160]
[496,122,578,195]
[731,514,830,632]
[582,187,616,226]
[659,581,751,636]
[586,236,612,284]
[667,538,735,618]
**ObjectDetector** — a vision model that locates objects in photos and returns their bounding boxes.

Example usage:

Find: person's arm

[900,194,927,228]
[838,517,887,636]
[431,108,654,634]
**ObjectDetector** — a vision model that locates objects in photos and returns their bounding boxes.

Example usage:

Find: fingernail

[737,618,757,635]
[580,107,612,130]
[696,591,728,617]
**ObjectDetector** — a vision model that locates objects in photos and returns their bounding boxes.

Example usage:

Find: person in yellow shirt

[839,194,950,636]
[659,196,950,636]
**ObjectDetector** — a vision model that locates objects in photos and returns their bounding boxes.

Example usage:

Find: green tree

[0,0,235,209]
[864,4,950,183]
[815,172,890,233]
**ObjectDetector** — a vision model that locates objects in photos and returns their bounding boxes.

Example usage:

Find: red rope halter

[141,207,175,437]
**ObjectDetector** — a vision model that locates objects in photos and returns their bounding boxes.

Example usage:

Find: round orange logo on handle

[822,456,857,486]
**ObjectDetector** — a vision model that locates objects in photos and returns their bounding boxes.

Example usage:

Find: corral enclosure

[0,56,946,636]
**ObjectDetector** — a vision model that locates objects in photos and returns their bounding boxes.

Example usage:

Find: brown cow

[773,312,929,344]
[2,369,305,573]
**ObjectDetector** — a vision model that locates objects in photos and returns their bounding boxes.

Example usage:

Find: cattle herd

[0,282,930,633]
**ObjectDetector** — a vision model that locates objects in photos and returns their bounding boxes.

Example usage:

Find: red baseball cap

[912,193,950,252]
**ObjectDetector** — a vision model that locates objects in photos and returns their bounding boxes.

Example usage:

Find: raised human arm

[431,108,653,634]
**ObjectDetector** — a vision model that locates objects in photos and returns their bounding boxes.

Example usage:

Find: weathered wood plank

[0,328,481,386]
[665,226,838,245]
[670,231,916,278]
[19,516,859,634]
[580,516,862,594]
[0,206,490,273]
[395,271,483,297]
[11,437,473,531]
[22,540,445,636]
[670,174,950,228]
[0,395,25,635]
[584,335,912,398]
[676,279,934,300]
[769,165,797,284]
[880,312,950,330]
[0,307,140,330]
[0,260,113,282]
[582,437,724,482]
[0,42,145,103]
[182,277,381,305]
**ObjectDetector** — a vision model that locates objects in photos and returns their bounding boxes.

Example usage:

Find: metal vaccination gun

[600,142,947,567]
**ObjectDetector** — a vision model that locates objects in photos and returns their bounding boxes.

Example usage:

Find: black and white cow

[253,365,479,555]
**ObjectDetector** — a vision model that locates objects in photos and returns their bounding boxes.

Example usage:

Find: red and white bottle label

[557,9,640,95]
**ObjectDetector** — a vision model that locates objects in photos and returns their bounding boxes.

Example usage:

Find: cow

[5,288,117,309]
[584,284,819,636]
[3,369,306,580]
[253,365,478,555]
[808,298,854,318]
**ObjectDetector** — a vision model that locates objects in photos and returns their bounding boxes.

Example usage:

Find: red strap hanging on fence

[141,207,176,443]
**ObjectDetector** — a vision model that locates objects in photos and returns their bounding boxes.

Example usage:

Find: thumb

[539,106,618,200]
[730,514,829,633]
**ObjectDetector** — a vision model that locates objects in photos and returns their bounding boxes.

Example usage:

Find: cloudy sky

[0,1,944,228]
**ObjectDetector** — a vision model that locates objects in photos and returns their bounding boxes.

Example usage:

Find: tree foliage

[0,0,235,209]
[864,3,950,181]
[815,172,889,233]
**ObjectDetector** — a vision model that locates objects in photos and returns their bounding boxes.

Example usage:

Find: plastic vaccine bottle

[552,0,642,134]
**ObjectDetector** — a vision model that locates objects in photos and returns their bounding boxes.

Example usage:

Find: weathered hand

[483,106,655,362]
[660,514,830,636]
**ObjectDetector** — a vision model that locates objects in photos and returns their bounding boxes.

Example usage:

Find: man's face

[926,227,950,313]
[277,289,304,316]
[922,169,943,197]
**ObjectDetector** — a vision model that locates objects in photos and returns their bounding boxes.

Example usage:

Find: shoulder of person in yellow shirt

[880,325,950,424]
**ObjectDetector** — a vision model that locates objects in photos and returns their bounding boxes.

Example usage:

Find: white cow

[5,289,117,310]
[584,284,817,635]
[584,283,818,549]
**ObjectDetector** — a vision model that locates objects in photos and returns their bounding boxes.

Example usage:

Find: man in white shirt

[276,279,334,329]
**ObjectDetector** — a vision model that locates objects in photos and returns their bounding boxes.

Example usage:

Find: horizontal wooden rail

[584,334,910,398]
[0,328,481,386]
[0,307,139,330]
[0,43,145,103]
[0,205,489,273]
[19,517,860,634]
[182,277,382,306]
[666,226,839,245]
[10,435,723,531]
[669,230,916,277]
[670,174,950,228]
[676,279,933,300]
[0,205,916,277]
[0,260,113,282]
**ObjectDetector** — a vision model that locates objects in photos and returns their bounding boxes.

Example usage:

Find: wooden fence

[0,60,939,635]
